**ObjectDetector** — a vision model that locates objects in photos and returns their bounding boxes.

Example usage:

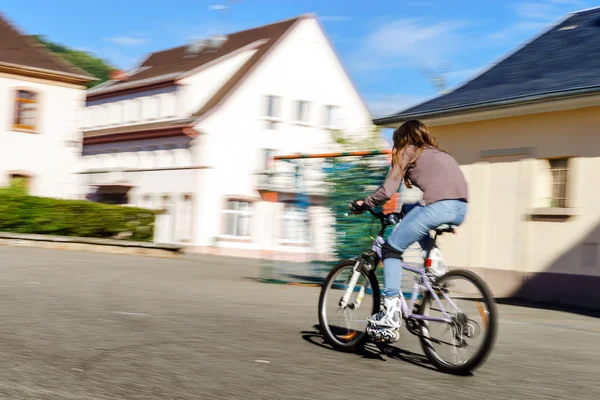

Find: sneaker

[367,296,403,329]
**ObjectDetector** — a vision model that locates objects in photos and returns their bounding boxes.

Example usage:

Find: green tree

[323,127,390,261]
[31,35,115,88]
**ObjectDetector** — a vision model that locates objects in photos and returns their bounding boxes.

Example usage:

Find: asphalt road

[0,246,598,399]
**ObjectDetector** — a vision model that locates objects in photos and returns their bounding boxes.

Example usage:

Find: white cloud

[320,15,353,22]
[367,94,430,118]
[208,4,228,10]
[106,36,148,46]
[516,2,559,20]
[349,19,468,72]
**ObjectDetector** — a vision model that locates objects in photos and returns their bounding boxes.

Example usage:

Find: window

[223,200,252,237]
[322,105,339,128]
[263,95,281,129]
[295,100,310,123]
[282,203,310,244]
[178,194,194,242]
[146,145,159,167]
[9,174,30,194]
[263,149,275,170]
[13,90,37,132]
[131,147,142,168]
[142,96,159,120]
[159,93,176,118]
[264,95,281,118]
[549,158,569,208]
[142,194,154,209]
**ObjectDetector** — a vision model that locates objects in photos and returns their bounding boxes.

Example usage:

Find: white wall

[179,48,258,116]
[83,135,200,244]
[0,74,86,198]
[81,16,375,250]
[193,17,374,248]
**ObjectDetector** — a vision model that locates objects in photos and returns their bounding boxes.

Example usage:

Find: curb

[0,232,183,258]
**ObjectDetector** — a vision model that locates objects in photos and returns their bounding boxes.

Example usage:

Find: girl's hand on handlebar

[349,200,366,214]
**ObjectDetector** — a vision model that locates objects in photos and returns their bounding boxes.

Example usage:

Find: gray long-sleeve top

[364,146,468,207]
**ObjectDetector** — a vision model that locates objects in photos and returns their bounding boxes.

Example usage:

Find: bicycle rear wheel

[419,269,497,374]
[318,259,381,352]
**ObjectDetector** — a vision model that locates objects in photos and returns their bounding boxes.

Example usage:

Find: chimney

[208,34,228,50]
[111,70,127,80]
[185,39,207,57]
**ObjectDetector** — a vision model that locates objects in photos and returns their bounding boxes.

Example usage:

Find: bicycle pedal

[367,326,400,343]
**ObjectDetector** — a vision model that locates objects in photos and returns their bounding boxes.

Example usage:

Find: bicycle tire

[419,269,498,374]
[318,259,381,352]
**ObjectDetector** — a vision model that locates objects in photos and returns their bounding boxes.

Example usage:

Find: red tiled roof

[0,12,95,81]
[87,15,307,118]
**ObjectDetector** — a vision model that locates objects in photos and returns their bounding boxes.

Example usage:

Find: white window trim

[293,100,312,126]
[263,95,281,117]
[322,105,341,130]
[221,201,254,239]
[280,205,310,245]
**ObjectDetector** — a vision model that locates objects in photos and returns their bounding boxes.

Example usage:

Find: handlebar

[346,208,402,228]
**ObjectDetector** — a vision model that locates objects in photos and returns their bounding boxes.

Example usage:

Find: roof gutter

[86,72,182,99]
[0,61,95,83]
[373,85,600,126]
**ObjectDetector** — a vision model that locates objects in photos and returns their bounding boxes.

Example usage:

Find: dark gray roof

[375,7,600,125]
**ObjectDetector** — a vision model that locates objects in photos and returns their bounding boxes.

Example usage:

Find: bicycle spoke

[321,261,376,349]
[419,271,496,372]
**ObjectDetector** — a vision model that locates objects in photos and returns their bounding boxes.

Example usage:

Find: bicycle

[318,209,498,374]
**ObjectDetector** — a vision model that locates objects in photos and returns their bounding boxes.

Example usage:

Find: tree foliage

[323,127,391,261]
[31,35,115,88]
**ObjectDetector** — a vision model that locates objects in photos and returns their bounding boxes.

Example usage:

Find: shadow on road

[496,298,600,318]
[301,325,437,371]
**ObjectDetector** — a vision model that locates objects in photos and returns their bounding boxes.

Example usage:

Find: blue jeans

[383,200,468,297]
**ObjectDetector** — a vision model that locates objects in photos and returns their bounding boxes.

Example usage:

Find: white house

[0,13,94,198]
[82,14,376,256]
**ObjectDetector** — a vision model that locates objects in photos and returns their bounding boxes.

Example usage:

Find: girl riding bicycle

[349,119,468,338]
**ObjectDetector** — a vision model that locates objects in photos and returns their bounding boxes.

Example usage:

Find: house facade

[375,7,600,308]
[82,15,375,255]
[0,14,94,198]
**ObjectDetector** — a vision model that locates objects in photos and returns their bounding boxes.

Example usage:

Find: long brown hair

[392,119,442,188]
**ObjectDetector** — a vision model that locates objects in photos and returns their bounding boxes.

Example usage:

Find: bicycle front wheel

[419,269,498,374]
[318,259,381,352]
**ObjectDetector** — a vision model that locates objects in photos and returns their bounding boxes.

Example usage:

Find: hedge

[0,188,157,242]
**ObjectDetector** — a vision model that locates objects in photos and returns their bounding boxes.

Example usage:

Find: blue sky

[2,0,593,116]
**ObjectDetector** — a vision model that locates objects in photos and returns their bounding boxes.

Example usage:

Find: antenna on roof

[420,62,452,94]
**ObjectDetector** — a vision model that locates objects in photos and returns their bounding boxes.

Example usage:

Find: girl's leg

[382,200,468,298]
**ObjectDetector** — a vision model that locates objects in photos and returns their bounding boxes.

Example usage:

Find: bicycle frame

[339,211,461,325]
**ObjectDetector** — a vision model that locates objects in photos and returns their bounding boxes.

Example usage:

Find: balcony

[255,169,331,197]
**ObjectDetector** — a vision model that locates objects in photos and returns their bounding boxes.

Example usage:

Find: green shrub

[0,188,156,241]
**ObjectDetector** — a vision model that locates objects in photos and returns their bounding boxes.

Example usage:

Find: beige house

[375,8,600,308]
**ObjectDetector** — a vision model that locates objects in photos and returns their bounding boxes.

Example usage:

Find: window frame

[280,202,311,245]
[262,95,282,130]
[221,198,254,239]
[12,89,39,133]
[548,157,570,208]
[294,100,311,125]
[322,104,340,129]
[8,172,32,194]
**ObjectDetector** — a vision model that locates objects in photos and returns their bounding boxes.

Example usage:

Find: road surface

[0,246,598,399]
